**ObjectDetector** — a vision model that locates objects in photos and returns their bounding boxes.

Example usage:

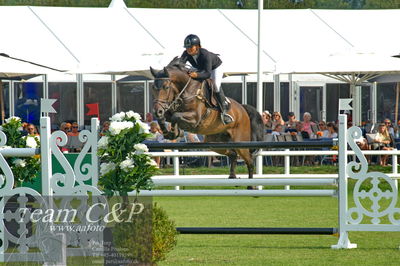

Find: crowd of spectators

[22,109,397,167]
[262,110,398,166]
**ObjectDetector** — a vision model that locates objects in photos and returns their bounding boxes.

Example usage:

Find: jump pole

[176,227,338,235]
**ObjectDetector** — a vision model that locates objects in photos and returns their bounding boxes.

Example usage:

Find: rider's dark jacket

[180,48,222,80]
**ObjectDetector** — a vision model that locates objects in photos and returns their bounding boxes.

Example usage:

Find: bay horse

[150,57,263,181]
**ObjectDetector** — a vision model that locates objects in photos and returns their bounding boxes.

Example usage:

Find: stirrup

[221,112,234,125]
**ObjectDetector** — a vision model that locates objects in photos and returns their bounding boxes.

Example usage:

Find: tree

[0,0,398,9]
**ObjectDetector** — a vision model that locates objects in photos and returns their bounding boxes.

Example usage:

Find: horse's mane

[166,56,188,72]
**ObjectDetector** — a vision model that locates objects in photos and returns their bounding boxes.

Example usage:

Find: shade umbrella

[277,52,400,125]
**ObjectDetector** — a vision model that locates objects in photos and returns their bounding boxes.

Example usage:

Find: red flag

[86,103,100,119]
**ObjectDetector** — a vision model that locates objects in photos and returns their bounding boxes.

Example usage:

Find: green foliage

[3,0,400,9]
[364,0,400,9]
[113,202,178,264]
[152,203,179,262]
[97,111,157,196]
[0,116,41,186]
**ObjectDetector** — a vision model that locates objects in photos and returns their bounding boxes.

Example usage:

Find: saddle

[195,79,219,109]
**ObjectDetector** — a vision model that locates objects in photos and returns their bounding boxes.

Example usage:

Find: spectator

[145,112,155,125]
[147,122,164,143]
[21,122,29,136]
[383,119,395,137]
[301,112,316,137]
[285,112,298,132]
[374,123,394,166]
[326,122,338,138]
[147,121,164,168]
[272,111,285,132]
[294,120,310,139]
[186,132,200,143]
[60,122,71,134]
[318,121,329,138]
[58,122,71,153]
[271,124,282,136]
[67,122,84,152]
[100,121,110,136]
[262,110,273,131]
[26,123,39,136]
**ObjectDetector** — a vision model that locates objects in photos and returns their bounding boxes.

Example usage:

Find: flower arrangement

[0,116,40,186]
[97,111,157,196]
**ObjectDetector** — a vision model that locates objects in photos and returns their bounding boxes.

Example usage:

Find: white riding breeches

[211,63,224,92]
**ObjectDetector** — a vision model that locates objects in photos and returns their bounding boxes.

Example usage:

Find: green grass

[155,196,400,266]
[153,165,400,265]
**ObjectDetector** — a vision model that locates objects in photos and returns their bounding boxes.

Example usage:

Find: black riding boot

[215,90,234,124]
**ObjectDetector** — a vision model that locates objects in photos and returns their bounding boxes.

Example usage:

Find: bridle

[153,76,192,113]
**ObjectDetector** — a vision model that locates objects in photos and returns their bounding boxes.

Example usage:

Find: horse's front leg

[171,111,198,131]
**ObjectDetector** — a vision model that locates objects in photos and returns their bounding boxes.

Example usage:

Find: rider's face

[186,45,200,56]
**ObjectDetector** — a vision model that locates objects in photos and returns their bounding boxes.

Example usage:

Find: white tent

[126,8,276,75]
[277,52,400,125]
[2,7,400,75]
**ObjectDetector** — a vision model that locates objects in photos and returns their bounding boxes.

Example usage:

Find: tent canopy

[276,52,400,84]
[1,7,400,75]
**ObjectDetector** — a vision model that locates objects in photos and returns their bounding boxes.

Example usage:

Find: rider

[179,34,234,124]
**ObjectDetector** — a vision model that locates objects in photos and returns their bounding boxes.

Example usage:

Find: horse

[150,57,264,183]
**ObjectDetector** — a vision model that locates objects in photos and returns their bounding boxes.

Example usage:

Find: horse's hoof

[228,176,237,179]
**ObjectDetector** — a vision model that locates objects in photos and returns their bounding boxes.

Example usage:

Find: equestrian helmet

[184,34,201,48]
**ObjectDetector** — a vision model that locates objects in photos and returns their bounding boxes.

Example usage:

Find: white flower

[134,143,148,154]
[126,111,141,121]
[100,162,116,176]
[110,112,126,122]
[13,159,26,167]
[147,159,158,167]
[98,136,109,149]
[25,136,39,148]
[109,121,134,135]
[120,159,135,172]
[137,121,150,134]
[5,116,21,123]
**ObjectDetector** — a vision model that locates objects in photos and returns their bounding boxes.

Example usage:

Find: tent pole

[395,82,399,134]
[0,80,4,124]
[256,0,263,190]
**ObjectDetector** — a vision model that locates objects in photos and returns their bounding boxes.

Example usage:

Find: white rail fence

[0,114,399,264]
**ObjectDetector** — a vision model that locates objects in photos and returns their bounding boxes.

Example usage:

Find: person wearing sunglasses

[67,122,84,152]
[26,123,39,136]
[383,119,395,137]
[318,121,329,138]
[272,112,285,132]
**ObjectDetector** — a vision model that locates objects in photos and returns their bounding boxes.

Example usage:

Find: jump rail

[176,227,338,235]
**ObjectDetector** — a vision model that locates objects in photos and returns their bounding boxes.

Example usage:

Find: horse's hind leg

[236,149,255,189]
[227,150,238,179]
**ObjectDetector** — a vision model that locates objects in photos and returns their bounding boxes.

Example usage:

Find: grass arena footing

[176,227,338,235]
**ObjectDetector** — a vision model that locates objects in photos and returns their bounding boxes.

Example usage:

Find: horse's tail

[241,104,264,153]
